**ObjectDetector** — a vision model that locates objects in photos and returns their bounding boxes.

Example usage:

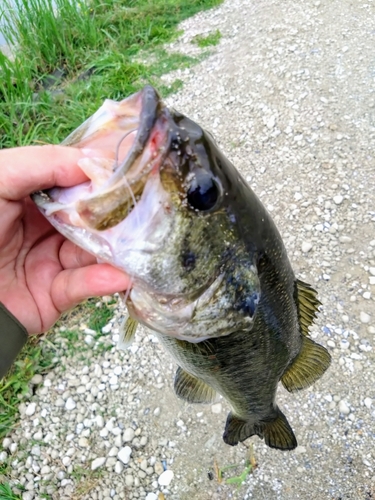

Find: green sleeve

[0,303,28,379]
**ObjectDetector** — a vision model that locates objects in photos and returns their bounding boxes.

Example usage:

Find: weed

[193,29,222,48]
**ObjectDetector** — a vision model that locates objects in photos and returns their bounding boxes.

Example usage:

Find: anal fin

[223,407,297,450]
[174,367,216,403]
[281,336,331,392]
[117,316,138,350]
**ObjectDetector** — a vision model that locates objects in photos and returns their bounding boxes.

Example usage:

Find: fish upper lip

[109,85,163,184]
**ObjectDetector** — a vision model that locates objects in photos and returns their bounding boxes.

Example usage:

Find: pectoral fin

[281,336,331,392]
[117,316,138,350]
[174,367,216,403]
[223,407,297,450]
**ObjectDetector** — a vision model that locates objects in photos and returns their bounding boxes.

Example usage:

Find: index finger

[0,145,97,200]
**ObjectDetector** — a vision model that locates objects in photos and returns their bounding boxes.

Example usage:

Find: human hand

[0,145,131,334]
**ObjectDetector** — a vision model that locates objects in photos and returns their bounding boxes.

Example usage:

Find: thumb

[51,263,131,314]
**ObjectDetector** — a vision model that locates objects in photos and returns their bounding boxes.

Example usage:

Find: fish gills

[223,408,297,450]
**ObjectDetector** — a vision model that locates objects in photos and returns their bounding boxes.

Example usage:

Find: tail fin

[223,407,297,451]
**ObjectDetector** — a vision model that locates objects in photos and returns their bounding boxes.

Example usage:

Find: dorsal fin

[295,279,321,336]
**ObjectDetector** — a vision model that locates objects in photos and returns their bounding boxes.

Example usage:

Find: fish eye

[186,169,220,212]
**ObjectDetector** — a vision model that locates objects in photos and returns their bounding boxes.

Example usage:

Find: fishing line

[114,128,142,230]
[114,128,137,171]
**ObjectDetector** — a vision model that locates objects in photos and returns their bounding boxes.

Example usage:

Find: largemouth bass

[33,85,331,450]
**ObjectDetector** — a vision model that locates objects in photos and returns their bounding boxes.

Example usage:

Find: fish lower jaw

[127,289,214,343]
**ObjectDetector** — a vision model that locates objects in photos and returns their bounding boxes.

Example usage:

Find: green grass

[0,484,22,500]
[192,29,222,47]
[86,298,118,333]
[0,0,223,148]
[0,338,55,440]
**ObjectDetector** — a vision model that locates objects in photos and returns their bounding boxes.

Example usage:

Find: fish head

[33,85,259,340]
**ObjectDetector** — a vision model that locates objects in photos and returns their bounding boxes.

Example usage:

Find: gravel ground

[2,0,375,498]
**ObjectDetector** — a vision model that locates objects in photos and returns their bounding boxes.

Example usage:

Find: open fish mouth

[33,85,171,232]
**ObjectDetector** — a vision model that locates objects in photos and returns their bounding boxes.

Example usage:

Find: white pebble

[9,443,17,453]
[84,328,96,335]
[145,494,158,500]
[62,456,71,467]
[363,292,371,300]
[78,437,89,448]
[95,415,105,428]
[25,403,36,416]
[22,493,34,500]
[114,461,124,474]
[117,446,132,464]
[339,400,350,415]
[364,397,372,409]
[2,437,11,449]
[108,446,119,457]
[109,375,118,385]
[84,335,94,345]
[91,457,106,470]
[123,428,135,442]
[333,195,344,205]
[360,312,371,324]
[211,403,222,414]
[125,475,134,487]
[65,398,76,411]
[158,469,174,486]
[301,241,313,253]
[30,374,43,385]
[339,236,352,243]
[113,366,122,376]
[369,267,375,276]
